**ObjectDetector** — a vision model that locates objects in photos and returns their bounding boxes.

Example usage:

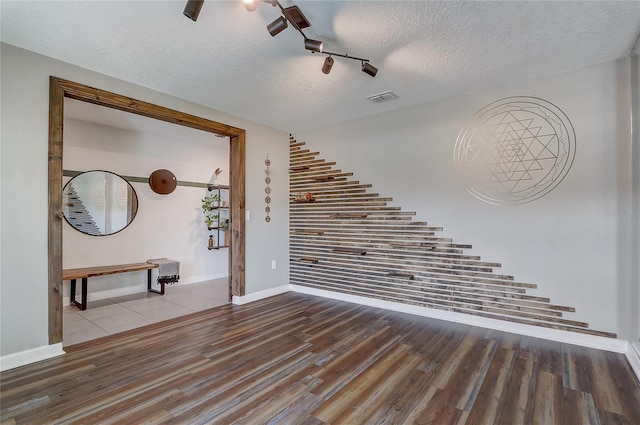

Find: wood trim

[54,78,244,137]
[48,77,246,343]
[48,78,64,344]
[229,132,246,297]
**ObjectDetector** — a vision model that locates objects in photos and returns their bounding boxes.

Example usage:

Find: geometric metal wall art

[454,96,576,205]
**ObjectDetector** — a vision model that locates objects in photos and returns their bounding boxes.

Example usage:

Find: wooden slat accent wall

[289,135,616,338]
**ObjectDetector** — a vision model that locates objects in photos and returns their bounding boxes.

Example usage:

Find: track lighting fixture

[183,1,379,78]
[304,38,323,53]
[361,62,378,78]
[183,0,204,21]
[315,50,376,77]
[267,16,288,37]
[322,56,334,74]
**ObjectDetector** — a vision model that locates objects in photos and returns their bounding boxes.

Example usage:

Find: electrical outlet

[271,260,277,269]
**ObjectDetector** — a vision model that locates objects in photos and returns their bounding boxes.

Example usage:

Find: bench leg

[70,278,88,311]
[70,279,78,308]
[147,269,165,295]
[81,278,88,310]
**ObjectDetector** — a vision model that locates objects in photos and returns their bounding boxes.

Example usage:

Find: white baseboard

[0,343,65,372]
[290,285,629,354]
[7,287,637,374]
[627,342,640,382]
[63,274,229,306]
[64,284,146,306]
[232,284,290,305]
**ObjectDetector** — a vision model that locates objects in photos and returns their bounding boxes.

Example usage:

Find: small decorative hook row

[265,153,271,223]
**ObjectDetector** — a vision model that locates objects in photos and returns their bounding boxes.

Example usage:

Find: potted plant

[204,212,218,230]
[202,193,221,210]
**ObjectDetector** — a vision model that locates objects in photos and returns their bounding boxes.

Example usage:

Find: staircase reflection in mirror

[62,170,138,236]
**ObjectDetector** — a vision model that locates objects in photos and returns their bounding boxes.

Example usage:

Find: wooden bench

[63,262,164,311]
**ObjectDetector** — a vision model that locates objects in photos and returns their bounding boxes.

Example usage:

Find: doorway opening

[61,98,233,345]
[48,77,246,345]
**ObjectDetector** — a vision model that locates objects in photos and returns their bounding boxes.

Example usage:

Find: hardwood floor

[1,293,639,424]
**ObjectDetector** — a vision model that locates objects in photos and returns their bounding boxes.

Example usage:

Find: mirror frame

[63,170,139,236]
[49,77,246,344]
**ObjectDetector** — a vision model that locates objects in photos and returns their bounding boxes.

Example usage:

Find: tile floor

[63,278,229,347]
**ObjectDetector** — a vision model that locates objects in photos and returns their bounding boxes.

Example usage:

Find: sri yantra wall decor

[454,96,576,206]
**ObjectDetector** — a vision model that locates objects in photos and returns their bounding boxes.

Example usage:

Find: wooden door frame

[48,77,246,344]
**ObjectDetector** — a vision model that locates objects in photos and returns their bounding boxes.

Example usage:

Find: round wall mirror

[62,170,139,236]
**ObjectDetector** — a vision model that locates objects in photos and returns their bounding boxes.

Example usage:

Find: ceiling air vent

[366,91,399,103]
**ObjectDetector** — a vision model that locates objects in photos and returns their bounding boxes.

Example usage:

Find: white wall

[0,43,290,357]
[62,117,229,298]
[298,59,635,339]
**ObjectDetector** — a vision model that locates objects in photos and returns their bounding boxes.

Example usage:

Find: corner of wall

[0,343,65,372]
[626,342,640,382]
[232,284,290,305]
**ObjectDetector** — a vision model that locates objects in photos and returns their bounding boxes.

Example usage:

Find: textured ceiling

[2,1,639,132]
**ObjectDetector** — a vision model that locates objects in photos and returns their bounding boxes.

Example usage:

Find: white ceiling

[2,1,639,133]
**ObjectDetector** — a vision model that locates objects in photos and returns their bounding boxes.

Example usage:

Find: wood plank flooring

[1,293,639,424]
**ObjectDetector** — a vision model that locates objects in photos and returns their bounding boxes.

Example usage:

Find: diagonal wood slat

[289,137,615,338]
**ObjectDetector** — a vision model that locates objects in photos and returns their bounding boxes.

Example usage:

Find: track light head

[304,38,323,53]
[267,16,288,37]
[322,56,334,74]
[243,0,258,12]
[183,0,204,21]
[361,62,378,78]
